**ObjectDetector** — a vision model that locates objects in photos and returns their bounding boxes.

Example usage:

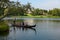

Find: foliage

[48,8,60,16]
[31,8,48,16]
[0,21,9,32]
[0,8,4,16]
[0,0,60,17]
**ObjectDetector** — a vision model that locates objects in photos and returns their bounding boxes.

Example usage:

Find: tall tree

[0,0,10,8]
[48,8,60,16]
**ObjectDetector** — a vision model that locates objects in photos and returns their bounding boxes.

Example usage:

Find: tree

[0,0,9,2]
[0,0,10,16]
[24,3,32,14]
[0,8,4,16]
[31,8,48,16]
[0,0,10,8]
[48,8,60,16]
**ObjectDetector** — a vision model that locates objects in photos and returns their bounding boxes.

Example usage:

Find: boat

[12,23,36,28]
[11,20,36,28]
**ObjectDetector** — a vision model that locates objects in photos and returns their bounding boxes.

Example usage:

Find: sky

[10,0,60,10]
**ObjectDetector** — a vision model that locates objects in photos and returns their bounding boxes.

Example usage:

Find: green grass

[0,21,9,32]
[47,15,60,18]
[11,15,48,18]
[10,15,60,18]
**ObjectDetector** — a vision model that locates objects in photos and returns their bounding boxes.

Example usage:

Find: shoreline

[7,16,60,18]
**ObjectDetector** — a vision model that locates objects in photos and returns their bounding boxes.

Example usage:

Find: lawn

[10,15,60,18]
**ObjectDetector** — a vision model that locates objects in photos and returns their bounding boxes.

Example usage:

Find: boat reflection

[12,25,37,34]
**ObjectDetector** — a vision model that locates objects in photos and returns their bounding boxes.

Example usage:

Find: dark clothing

[13,18,16,24]
[13,20,15,24]
[22,22,24,25]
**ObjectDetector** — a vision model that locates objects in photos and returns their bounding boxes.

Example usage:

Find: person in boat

[22,22,24,26]
[13,18,16,24]
[22,22,27,26]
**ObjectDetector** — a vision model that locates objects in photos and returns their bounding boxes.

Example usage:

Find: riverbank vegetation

[0,21,9,32]
[0,0,60,18]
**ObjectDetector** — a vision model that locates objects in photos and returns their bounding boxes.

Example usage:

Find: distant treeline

[0,0,60,16]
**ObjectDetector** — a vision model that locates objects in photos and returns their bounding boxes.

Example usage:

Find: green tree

[31,9,47,16]
[48,8,60,16]
[0,0,10,16]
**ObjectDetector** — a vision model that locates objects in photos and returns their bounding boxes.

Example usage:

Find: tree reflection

[24,18,35,25]
[0,31,9,40]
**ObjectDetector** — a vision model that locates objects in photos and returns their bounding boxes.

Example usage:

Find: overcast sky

[10,0,60,10]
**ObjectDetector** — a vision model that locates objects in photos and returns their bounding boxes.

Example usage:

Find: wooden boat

[12,21,36,28]
[12,24,36,28]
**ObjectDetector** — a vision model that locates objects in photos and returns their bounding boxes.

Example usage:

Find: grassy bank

[0,21,9,32]
[10,15,60,18]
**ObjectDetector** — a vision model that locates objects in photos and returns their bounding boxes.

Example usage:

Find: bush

[0,21,9,32]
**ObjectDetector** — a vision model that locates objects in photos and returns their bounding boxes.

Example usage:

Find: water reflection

[0,31,9,36]
[24,18,35,25]
[2,18,60,40]
[12,26,36,34]
[0,31,9,40]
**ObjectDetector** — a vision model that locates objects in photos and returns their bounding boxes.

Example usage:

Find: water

[0,18,60,40]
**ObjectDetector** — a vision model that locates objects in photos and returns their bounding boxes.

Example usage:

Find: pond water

[0,18,60,40]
